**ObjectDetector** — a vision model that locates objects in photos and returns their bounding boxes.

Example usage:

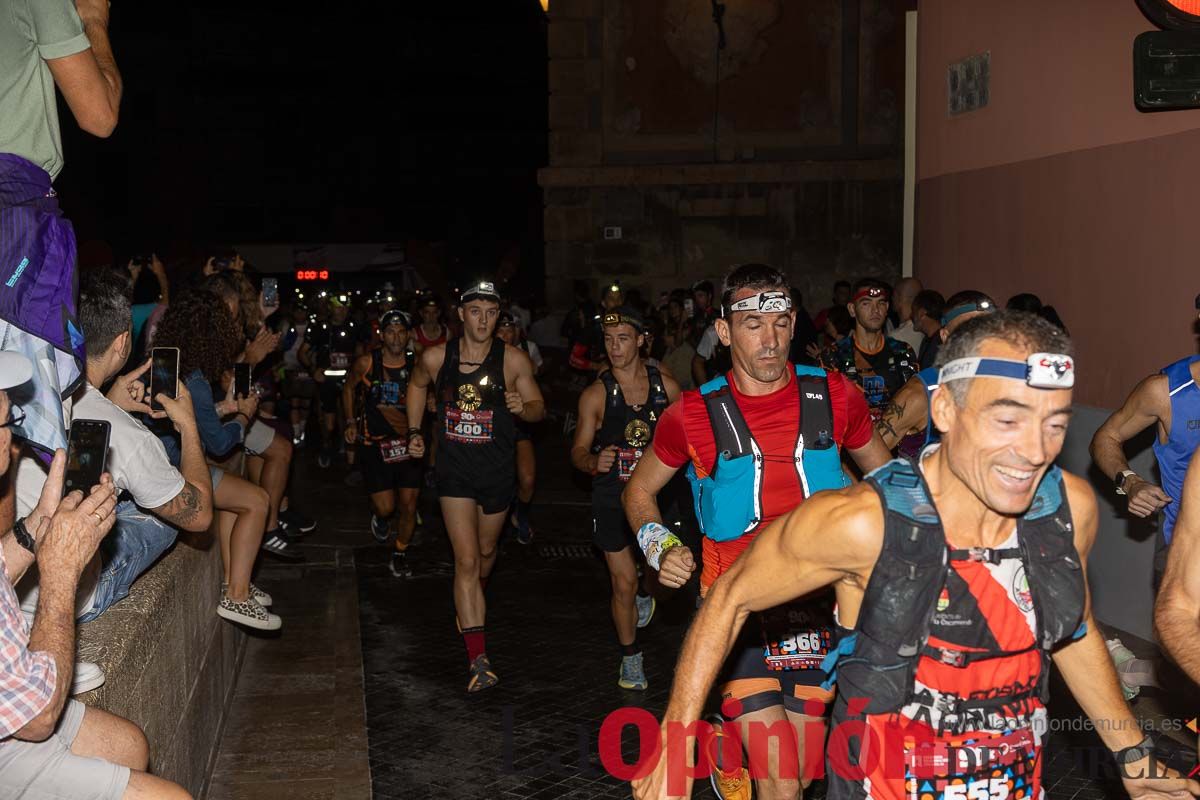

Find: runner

[414,295,448,353]
[571,305,680,691]
[819,278,917,425]
[624,263,890,799]
[632,311,1196,800]
[298,297,363,468]
[344,310,423,578]
[497,311,541,544]
[406,281,546,692]
[873,291,997,457]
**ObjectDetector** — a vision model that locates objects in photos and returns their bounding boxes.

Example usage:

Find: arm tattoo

[875,400,905,443]
[162,483,203,527]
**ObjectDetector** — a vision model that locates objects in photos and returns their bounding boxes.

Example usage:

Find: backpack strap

[596,371,625,448]
[699,376,753,459]
[794,365,835,451]
[646,363,670,413]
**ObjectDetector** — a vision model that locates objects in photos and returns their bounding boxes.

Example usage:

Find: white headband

[938,353,1075,389]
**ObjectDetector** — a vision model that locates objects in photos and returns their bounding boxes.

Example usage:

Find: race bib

[760,602,834,671]
[330,352,351,370]
[444,408,495,444]
[904,727,1037,800]
[616,447,643,483]
[379,438,409,463]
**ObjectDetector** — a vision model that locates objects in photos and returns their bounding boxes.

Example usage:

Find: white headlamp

[722,290,793,317]
[937,353,1075,389]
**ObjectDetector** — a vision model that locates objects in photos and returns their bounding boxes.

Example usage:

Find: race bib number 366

[445,408,495,444]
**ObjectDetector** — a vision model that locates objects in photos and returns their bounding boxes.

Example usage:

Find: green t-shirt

[0,0,90,180]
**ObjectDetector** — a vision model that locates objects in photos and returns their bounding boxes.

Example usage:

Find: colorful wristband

[638,522,682,571]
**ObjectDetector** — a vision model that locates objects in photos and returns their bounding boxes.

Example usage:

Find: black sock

[621,642,639,657]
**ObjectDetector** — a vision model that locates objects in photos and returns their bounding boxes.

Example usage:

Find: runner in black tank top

[406,282,546,693]
[571,306,680,691]
[344,310,424,578]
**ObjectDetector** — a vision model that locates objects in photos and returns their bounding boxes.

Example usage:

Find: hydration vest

[829,458,1086,721]
[823,335,916,413]
[686,365,848,542]
[1153,355,1200,544]
[362,349,410,439]
[594,364,670,493]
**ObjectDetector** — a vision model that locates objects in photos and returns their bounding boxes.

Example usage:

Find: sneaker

[389,550,413,578]
[71,661,105,695]
[217,592,282,631]
[280,508,317,533]
[467,653,499,693]
[370,514,390,543]
[710,763,752,800]
[261,530,305,562]
[516,519,534,545]
[618,652,648,690]
[317,451,331,469]
[223,582,272,607]
[636,594,656,629]
[1106,638,1141,701]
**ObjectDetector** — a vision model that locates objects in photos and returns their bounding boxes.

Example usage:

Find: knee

[118,718,150,771]
[252,485,270,512]
[478,545,497,563]
[611,571,637,600]
[455,554,480,576]
[767,777,802,800]
[272,434,293,462]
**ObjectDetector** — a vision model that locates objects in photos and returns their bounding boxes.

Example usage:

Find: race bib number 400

[445,408,495,444]
[617,448,643,483]
[904,727,1037,800]
[379,438,409,463]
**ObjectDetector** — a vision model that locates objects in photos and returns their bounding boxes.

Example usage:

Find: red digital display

[1166,0,1200,14]
[295,269,330,281]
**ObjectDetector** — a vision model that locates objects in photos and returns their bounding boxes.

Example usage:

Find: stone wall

[540,0,910,308]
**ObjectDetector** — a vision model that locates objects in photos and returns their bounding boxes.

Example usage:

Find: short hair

[945,289,996,310]
[1006,293,1043,313]
[935,310,1073,404]
[912,289,946,321]
[80,268,133,359]
[719,263,789,312]
[833,280,851,292]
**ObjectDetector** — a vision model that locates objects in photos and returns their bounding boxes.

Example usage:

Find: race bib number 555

[445,408,495,444]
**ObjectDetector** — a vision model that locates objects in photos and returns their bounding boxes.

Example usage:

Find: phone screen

[150,348,179,412]
[262,278,278,309]
[234,363,252,399]
[64,420,110,497]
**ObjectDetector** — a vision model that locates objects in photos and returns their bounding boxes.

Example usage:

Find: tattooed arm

[874,375,930,452]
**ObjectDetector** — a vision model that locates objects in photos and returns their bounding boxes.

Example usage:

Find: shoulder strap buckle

[937,648,967,668]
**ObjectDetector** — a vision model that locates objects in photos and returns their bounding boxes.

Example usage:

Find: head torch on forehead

[852,286,889,303]
[941,299,996,327]
[938,353,1075,390]
[601,312,644,332]
[721,290,793,318]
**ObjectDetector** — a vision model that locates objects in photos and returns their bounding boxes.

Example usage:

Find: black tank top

[593,363,670,503]
[434,338,515,480]
[363,349,409,439]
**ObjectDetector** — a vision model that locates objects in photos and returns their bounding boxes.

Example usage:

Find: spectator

[153,291,287,629]
[1007,292,1069,335]
[889,277,925,352]
[0,351,190,797]
[813,280,852,345]
[562,280,597,372]
[911,289,946,370]
[660,317,696,392]
[689,280,718,342]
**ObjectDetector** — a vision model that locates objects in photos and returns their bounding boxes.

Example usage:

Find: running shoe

[710,764,752,800]
[618,652,648,691]
[223,582,273,607]
[389,550,412,578]
[217,591,282,631]
[370,514,390,543]
[280,508,317,533]
[516,519,534,545]
[467,654,499,693]
[261,530,305,562]
[317,450,332,469]
[71,661,106,695]
[636,594,656,629]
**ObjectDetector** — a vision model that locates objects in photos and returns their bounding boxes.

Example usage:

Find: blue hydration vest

[1154,355,1200,544]
[917,366,941,448]
[686,365,849,542]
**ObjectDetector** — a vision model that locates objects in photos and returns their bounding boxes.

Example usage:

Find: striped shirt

[0,547,56,740]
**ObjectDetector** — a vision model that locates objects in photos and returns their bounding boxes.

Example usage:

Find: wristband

[1112,734,1154,765]
[12,517,34,555]
[637,522,682,571]
[406,428,422,441]
[235,412,250,423]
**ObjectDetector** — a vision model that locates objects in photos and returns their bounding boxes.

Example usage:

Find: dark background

[55,0,549,284]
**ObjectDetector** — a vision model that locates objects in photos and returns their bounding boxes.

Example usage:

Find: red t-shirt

[652,366,873,590]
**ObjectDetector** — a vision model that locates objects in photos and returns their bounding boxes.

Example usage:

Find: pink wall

[917,0,1200,182]
[916,0,1200,407]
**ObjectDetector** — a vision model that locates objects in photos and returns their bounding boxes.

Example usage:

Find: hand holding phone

[63,419,111,498]
[234,362,252,399]
[262,278,279,311]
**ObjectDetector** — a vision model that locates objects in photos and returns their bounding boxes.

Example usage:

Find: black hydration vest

[829,458,1085,732]
[593,364,670,500]
[363,349,409,439]
[434,338,515,477]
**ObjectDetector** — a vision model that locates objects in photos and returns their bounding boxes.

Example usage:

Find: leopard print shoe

[217,590,282,631]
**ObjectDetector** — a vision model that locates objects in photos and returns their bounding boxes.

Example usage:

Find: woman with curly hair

[154,289,286,630]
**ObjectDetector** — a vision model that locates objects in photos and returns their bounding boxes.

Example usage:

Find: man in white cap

[0,353,189,797]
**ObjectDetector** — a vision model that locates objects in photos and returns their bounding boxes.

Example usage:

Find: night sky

[54,1,548,279]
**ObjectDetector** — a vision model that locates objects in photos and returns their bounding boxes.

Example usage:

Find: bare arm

[343,354,372,437]
[846,431,892,474]
[506,347,546,423]
[874,376,929,451]
[46,0,121,138]
[405,346,443,434]
[149,383,212,532]
[1156,456,1200,684]
[1090,374,1173,517]
[570,383,604,474]
[662,373,682,404]
[622,446,680,534]
[691,354,707,387]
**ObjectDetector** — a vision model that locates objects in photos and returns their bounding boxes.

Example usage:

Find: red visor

[853,286,889,303]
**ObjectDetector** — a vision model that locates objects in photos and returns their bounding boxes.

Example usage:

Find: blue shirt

[1153,356,1200,544]
[158,369,244,466]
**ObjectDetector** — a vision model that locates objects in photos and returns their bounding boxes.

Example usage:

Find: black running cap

[460,281,501,304]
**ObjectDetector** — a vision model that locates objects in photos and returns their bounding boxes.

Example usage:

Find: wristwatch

[1115,470,1138,496]
[1112,734,1155,765]
[12,517,34,555]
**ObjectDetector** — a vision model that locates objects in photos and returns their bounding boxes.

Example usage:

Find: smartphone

[262,277,278,309]
[63,419,110,497]
[150,347,180,412]
[234,362,252,399]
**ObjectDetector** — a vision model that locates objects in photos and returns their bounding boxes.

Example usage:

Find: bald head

[894,277,923,321]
